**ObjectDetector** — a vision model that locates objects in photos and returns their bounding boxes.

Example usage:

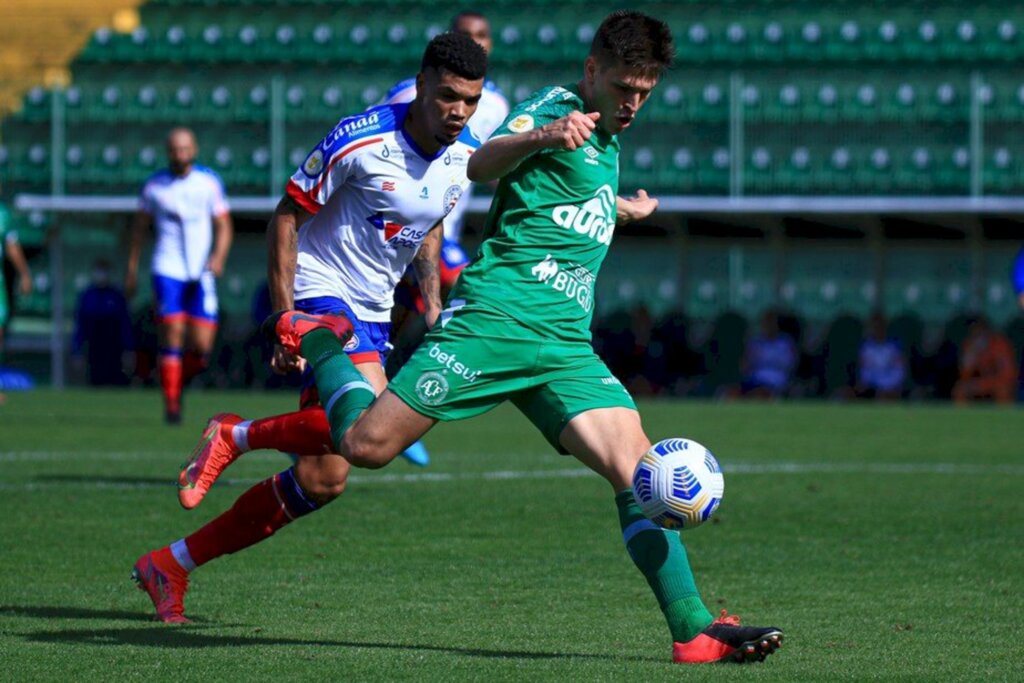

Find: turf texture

[0,389,1021,681]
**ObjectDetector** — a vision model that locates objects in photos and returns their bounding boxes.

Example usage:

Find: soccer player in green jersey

[0,199,34,402]
[200,11,784,664]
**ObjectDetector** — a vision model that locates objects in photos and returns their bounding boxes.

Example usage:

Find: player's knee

[294,456,350,503]
[340,431,391,469]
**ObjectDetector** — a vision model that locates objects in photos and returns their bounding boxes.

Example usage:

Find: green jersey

[0,203,10,324]
[451,83,620,343]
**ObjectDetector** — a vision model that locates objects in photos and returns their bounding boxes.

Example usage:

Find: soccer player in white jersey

[125,128,233,424]
[131,32,487,622]
[381,11,510,411]
[383,11,509,249]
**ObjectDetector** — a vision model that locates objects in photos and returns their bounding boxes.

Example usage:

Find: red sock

[247,408,334,455]
[182,351,209,383]
[184,474,296,567]
[159,352,183,413]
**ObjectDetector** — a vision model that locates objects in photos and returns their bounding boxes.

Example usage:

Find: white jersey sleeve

[286,109,391,214]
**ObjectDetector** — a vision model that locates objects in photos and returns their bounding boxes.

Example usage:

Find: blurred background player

[382,11,509,376]
[125,127,233,424]
[726,309,797,399]
[71,258,134,386]
[132,32,487,622]
[0,195,33,402]
[952,315,1018,405]
[1013,245,1024,311]
[846,312,906,400]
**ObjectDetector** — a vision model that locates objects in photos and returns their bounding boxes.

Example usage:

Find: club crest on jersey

[443,185,463,215]
[302,148,325,177]
[343,333,360,352]
[414,371,449,405]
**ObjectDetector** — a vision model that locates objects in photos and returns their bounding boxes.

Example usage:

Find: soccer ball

[632,438,724,530]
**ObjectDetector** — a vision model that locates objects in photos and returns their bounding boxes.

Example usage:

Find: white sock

[169,538,196,572]
[232,420,252,452]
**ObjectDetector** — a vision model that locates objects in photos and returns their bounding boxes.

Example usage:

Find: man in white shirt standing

[126,128,233,424]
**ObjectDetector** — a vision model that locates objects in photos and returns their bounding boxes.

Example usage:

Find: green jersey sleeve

[489,85,582,143]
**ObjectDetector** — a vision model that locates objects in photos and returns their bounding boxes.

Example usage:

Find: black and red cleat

[261,310,354,357]
[672,610,783,664]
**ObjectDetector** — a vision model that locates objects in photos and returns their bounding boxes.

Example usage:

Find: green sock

[616,489,714,642]
[300,329,376,449]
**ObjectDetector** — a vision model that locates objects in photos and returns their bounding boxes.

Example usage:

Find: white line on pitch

[0,460,1023,492]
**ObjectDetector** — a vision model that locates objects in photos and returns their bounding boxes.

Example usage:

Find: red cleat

[262,310,354,357]
[672,610,783,664]
[131,548,190,623]
[178,412,244,510]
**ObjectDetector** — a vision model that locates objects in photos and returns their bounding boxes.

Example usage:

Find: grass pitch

[1,389,1021,681]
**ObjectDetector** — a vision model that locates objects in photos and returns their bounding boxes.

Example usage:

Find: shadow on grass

[21,625,657,663]
[1,605,161,622]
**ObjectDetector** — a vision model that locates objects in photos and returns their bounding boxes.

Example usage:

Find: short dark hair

[421,31,487,81]
[590,11,675,78]
[450,10,487,30]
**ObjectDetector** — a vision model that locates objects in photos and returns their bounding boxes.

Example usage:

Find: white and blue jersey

[286,102,481,323]
[139,165,229,282]
[381,78,509,242]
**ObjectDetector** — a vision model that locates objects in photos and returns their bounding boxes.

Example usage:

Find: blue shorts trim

[153,273,218,323]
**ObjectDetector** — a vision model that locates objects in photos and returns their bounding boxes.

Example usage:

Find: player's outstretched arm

[267,195,312,374]
[616,189,659,225]
[412,221,444,329]
[124,210,151,300]
[467,111,601,183]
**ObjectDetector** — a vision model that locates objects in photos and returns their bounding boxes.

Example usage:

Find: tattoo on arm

[413,226,443,312]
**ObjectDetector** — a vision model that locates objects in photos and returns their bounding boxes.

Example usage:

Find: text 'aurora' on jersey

[551,185,617,245]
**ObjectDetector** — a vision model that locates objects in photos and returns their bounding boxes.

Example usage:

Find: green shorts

[389,303,636,452]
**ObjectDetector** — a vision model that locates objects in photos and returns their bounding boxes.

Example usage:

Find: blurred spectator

[952,316,1018,405]
[845,312,906,400]
[71,259,133,385]
[725,309,797,399]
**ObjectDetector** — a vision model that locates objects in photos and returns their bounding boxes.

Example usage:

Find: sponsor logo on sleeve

[302,148,325,177]
[507,114,534,133]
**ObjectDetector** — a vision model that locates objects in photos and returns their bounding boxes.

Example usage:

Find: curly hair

[421,31,488,81]
[590,11,675,78]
